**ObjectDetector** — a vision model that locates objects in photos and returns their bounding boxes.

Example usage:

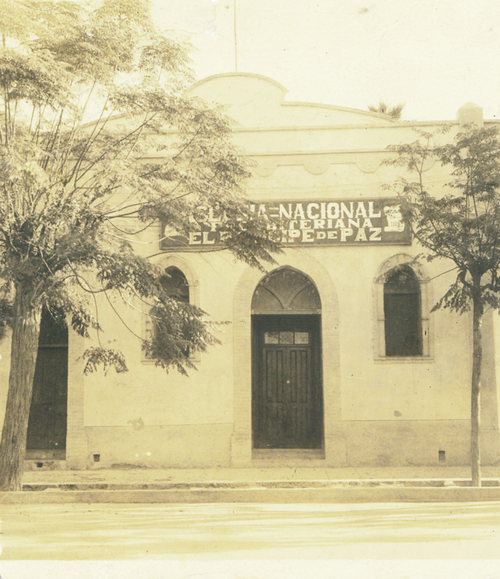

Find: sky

[152,0,500,121]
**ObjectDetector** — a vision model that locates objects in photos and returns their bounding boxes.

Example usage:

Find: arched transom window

[252,268,321,314]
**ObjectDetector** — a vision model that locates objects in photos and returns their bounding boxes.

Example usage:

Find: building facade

[2,73,500,470]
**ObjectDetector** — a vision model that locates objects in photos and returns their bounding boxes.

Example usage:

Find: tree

[368,101,405,120]
[388,124,500,487]
[0,0,279,491]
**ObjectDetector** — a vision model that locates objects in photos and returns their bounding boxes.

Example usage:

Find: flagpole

[234,0,238,72]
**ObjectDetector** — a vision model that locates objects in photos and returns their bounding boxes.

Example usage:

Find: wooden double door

[252,315,323,449]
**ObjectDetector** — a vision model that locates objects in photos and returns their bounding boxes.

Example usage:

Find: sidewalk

[0,465,497,504]
[20,465,500,490]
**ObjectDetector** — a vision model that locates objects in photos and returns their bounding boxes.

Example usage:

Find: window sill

[374,355,434,364]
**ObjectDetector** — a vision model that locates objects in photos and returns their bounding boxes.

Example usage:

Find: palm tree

[368,101,405,120]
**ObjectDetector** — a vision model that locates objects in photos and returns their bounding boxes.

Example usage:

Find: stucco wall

[1,74,499,469]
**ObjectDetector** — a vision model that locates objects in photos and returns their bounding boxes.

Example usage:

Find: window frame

[142,258,200,364]
[374,254,432,362]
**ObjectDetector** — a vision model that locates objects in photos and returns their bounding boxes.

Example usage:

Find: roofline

[79,72,500,130]
[190,72,397,122]
[189,72,289,94]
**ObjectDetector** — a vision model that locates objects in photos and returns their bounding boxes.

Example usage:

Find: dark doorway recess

[26,308,68,459]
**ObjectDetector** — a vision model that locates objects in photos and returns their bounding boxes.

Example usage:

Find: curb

[17,478,500,492]
[3,486,500,504]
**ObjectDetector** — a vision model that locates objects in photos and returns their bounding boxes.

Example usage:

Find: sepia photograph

[1,0,500,577]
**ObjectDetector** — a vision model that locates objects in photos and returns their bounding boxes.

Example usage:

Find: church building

[2,73,500,471]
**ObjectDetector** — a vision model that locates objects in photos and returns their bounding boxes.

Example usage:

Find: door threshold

[252,449,325,461]
[25,449,66,460]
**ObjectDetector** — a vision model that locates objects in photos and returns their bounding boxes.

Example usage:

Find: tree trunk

[470,281,483,487]
[0,289,41,491]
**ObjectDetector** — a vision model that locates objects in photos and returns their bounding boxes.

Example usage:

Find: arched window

[374,254,431,360]
[160,266,189,303]
[144,266,191,361]
[383,265,422,356]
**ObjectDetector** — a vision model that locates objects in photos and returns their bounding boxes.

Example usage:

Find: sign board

[160,198,411,250]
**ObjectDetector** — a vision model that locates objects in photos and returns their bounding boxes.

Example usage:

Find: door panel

[253,316,323,449]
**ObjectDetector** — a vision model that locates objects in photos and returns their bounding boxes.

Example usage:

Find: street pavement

[1,501,500,578]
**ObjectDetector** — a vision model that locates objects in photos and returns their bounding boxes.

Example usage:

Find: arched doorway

[251,268,323,449]
[26,307,68,459]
